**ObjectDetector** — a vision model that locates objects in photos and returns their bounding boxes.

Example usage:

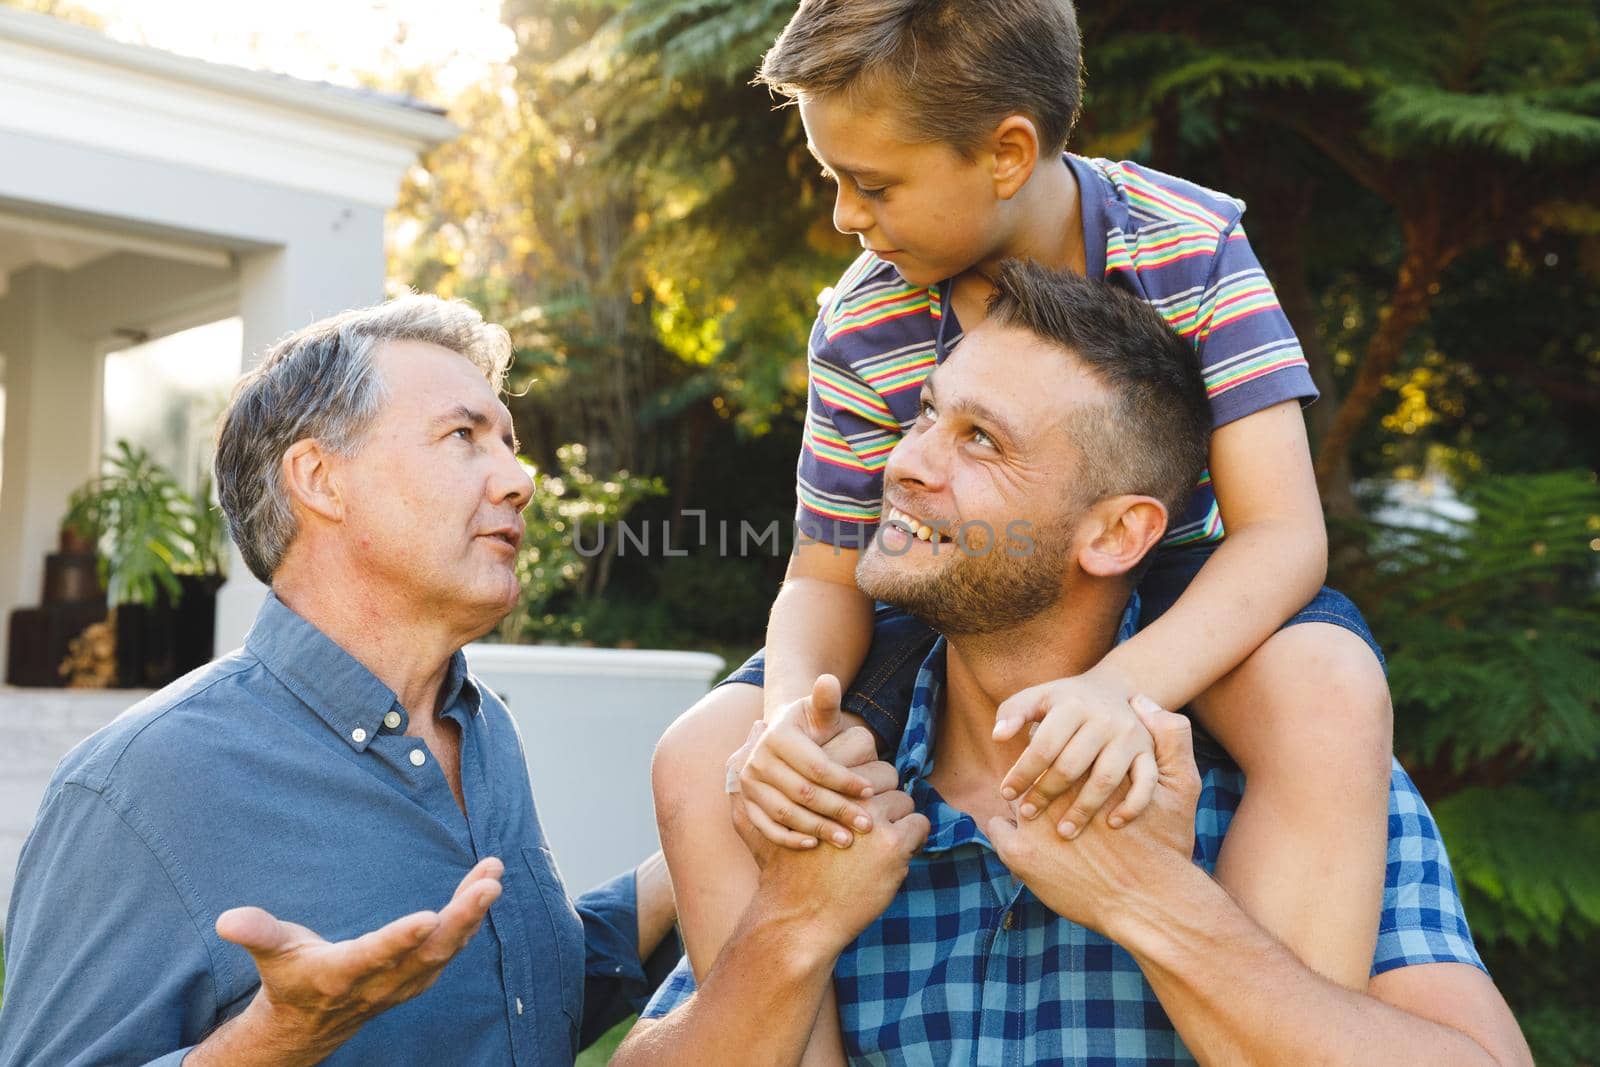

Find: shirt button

[350,727,367,744]
[515,997,524,1015]
[384,711,402,729]
[409,749,426,767]
[1002,910,1014,930]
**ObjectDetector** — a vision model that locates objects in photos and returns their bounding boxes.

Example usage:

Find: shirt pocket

[523,846,585,1030]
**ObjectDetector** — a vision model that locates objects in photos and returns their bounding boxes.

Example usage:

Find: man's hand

[728,723,929,956]
[737,674,879,850]
[195,857,504,1066]
[992,665,1156,839]
[988,696,1199,936]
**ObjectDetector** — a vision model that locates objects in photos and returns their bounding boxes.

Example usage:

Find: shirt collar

[1066,152,1118,281]
[245,592,479,752]
[894,593,1143,850]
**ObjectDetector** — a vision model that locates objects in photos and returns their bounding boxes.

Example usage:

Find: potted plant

[60,440,227,687]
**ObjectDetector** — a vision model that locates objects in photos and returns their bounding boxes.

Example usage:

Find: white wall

[465,644,725,894]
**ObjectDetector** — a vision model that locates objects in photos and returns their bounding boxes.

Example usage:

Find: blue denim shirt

[1,593,649,1066]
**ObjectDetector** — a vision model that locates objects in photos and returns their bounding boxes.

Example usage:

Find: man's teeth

[885,506,949,542]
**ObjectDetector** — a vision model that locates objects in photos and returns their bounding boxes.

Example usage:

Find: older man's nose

[490,450,534,510]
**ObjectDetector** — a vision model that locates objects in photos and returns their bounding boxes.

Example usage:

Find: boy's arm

[997,219,1328,816]
[763,540,875,719]
[1093,396,1326,709]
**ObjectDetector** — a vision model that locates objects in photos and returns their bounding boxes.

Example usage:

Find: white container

[463,643,724,895]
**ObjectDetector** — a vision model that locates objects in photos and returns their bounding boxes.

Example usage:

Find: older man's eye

[451,426,474,441]
[972,427,995,448]
[918,400,937,421]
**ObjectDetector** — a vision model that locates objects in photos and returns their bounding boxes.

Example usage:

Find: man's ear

[989,115,1040,201]
[281,439,344,524]
[1077,495,1168,578]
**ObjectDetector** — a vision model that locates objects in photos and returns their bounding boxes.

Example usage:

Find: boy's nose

[832,187,871,236]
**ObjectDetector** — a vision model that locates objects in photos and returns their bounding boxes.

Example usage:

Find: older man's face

[335,340,532,632]
[856,321,1110,635]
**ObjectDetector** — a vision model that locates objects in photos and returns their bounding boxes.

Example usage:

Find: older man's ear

[281,438,345,524]
[1076,496,1167,579]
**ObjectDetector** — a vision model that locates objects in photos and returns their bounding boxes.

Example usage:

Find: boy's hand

[736,674,879,851]
[992,668,1157,839]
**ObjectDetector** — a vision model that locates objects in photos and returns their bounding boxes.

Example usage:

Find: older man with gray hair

[0,296,677,1066]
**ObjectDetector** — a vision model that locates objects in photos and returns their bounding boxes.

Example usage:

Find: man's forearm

[633,851,678,960]
[613,896,838,1067]
[1107,864,1509,1066]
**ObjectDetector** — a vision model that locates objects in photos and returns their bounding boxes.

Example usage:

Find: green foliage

[656,554,775,643]
[496,444,666,642]
[1433,786,1600,947]
[1515,1002,1600,1067]
[1375,85,1600,161]
[62,441,226,608]
[1355,471,1600,769]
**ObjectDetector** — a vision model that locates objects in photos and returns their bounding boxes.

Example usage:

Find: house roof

[0,6,456,145]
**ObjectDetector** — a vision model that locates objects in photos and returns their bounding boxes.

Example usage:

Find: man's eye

[451,426,474,440]
[972,427,996,448]
[918,400,937,420]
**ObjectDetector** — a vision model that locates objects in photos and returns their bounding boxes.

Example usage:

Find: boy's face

[800,91,1004,287]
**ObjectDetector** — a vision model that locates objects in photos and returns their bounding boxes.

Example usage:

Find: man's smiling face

[856,319,1113,635]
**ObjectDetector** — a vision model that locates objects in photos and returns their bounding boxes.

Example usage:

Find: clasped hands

[729,671,1203,936]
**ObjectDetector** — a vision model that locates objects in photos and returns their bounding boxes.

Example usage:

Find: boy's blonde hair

[757,0,1083,158]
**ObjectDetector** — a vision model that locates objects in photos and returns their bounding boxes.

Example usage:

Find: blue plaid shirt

[644,624,1485,1064]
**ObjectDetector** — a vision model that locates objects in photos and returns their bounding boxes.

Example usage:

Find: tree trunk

[1313,241,1446,497]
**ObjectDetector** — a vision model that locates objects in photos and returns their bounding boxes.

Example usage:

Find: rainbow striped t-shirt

[796,154,1318,550]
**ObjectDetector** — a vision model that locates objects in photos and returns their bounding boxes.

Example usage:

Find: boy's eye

[857,185,887,201]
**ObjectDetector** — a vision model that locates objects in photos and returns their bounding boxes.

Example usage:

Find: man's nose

[490,447,534,511]
[884,426,948,495]
[832,185,871,236]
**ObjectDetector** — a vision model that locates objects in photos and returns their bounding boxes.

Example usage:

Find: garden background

[6,0,1600,1061]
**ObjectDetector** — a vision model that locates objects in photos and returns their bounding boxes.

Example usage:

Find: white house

[0,5,459,656]
[0,8,720,909]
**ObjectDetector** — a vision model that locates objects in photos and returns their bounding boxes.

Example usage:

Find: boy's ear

[1077,495,1168,578]
[990,114,1041,200]
[281,438,345,524]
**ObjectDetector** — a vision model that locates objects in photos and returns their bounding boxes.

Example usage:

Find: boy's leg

[651,681,865,1063]
[1191,622,1393,990]
[652,682,765,980]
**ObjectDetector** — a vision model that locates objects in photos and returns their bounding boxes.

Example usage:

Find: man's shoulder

[813,252,940,370]
[50,648,265,799]
[1078,155,1248,241]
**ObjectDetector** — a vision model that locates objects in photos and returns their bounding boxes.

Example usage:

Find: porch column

[0,265,102,660]
[213,217,387,651]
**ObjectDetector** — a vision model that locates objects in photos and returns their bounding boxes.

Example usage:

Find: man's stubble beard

[856,514,1077,636]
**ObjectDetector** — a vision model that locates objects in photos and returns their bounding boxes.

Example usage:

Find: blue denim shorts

[722,545,1383,754]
